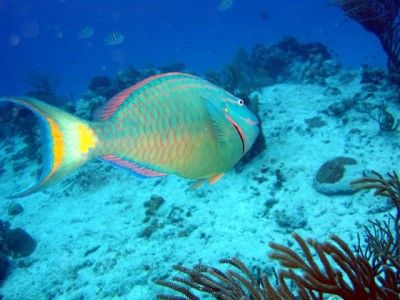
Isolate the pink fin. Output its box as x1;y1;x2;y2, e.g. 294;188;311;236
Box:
101;155;167;178
189;179;206;190
93;72;187;121
208;173;224;184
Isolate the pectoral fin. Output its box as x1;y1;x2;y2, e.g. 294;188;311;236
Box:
189;173;225;190
205;98;231;145
189;179;206;190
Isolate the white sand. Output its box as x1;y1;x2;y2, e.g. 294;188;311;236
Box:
0;69;398;299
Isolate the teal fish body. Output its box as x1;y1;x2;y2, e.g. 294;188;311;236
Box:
94;73;259;180
1;72;259;198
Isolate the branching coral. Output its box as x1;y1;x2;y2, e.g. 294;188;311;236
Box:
352;171;400;281
155;257;277;300
351;170;400;211
356;216;400;275
269;233;399;299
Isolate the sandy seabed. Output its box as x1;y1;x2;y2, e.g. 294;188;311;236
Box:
0;69;398;299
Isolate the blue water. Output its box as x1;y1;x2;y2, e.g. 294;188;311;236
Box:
1;0;386;97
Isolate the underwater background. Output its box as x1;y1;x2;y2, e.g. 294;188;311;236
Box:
1;0;400;299
0;0;387;97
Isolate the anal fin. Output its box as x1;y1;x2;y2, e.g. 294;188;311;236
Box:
208;173;224;185
101;155;166;178
189;179;206;190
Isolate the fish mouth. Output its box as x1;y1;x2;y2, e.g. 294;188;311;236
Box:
241;116;259;126
225;113;246;153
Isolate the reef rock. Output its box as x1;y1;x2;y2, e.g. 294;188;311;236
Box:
88;76;114;98
3;227;37;258
0;253;9;284
313;157;364;195
7;203;24;216
74;93;108;120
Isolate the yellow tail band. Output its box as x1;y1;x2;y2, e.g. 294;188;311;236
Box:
1;97;98;198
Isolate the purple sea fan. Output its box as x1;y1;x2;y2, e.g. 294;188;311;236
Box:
335;0;400;83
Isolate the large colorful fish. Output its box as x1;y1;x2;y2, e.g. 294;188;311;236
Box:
1;72;259;198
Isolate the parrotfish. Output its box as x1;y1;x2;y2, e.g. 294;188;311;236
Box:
1;72;259;198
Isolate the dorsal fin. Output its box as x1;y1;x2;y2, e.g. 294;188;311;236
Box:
93;72;187;121
101;155;167;178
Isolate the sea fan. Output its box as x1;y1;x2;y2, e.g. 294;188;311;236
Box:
334;0;400;83
155;233;400;299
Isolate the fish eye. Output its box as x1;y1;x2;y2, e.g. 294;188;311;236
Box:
237;99;245;106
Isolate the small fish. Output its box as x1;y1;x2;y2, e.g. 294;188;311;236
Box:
1;73;259;198
218;0;234;11
78;26;94;39
103;32;124;46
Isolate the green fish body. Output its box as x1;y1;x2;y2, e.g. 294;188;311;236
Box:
1;72;259;198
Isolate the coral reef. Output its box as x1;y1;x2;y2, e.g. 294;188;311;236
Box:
0;220;37;286
206;37;339;95
221;48;254;95
250;37;339;86
2;227;37;258
335;0;400;83
113;67;148;92
159;62;186;73
74;93;108;120
0;220;37;258
88;76;114;99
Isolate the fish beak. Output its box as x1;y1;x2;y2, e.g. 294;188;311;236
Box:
241;116;259;126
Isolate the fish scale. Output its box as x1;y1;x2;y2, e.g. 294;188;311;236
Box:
96;76;220;177
1;72;259;198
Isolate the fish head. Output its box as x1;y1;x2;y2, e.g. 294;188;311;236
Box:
222;96;259;154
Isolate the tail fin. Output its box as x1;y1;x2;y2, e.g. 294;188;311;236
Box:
1;97;98;198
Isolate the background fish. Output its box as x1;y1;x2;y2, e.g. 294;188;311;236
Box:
78;26;94;39
218;0;234;11
103;32;124;45
1;72;259;198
